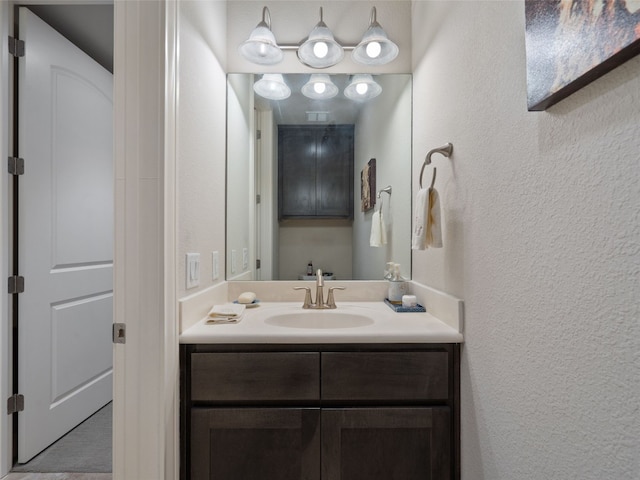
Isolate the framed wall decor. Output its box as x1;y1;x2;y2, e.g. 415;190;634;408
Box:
525;0;640;111
361;158;376;212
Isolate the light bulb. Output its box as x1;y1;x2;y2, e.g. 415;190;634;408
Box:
313;82;326;94
365;41;381;59
258;43;268;57
313;41;329;59
356;83;369;95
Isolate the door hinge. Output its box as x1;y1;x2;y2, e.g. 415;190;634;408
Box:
256;129;261;140
112;323;126;344
8;157;24;176
256;259;261;269
8;37;25;57
256;194;261;204
7;394;24;414
8;275;24;294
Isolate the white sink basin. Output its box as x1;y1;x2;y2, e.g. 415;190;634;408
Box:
264;311;375;329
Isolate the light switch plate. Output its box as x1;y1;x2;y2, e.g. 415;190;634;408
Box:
212;251;219;280
186;253;200;289
242;248;248;271
231;250;237;274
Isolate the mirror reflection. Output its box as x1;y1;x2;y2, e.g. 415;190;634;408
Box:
226;73;412;281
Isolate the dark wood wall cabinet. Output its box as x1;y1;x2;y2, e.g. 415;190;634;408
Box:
181;343;461;480
278;125;354;220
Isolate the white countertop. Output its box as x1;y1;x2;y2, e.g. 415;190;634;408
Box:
179;301;464;344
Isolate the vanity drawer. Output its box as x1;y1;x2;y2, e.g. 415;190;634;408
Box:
191;352;320;402
321;352;449;402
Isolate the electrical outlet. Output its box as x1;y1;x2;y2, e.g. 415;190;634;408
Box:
212;251;219;280
243;248;249;271
186;253;200;289
231;249;237;274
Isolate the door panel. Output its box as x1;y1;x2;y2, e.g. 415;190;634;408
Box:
191;408;320;480
17;8;113;463
322;407;451;480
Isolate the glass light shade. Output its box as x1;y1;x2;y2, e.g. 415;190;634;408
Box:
253;74;291;100
301;74;339;99
239;9;284;65
352;9;398;66
297;10;344;68
344;74;382;101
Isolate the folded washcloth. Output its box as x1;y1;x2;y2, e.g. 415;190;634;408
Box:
427;187;442;248
206;304;245;324
412;187;442;250
369;209;387;247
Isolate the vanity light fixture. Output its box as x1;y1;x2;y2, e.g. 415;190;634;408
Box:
239;6;284;65
253;73;291;100
352;7;399;66
344;74;382;101
297;8;344;68
240;6;398;68
301;74;339;99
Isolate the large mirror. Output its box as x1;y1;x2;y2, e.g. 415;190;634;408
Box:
226;73;412;281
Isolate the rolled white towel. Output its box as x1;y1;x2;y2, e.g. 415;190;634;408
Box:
206;303;245;324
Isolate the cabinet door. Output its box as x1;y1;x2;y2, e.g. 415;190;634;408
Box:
279;127;317;217
316;126;353;218
278;125;354;219
191;408;320;480
322;408;451;480
191;352;319;403
322;351;449;402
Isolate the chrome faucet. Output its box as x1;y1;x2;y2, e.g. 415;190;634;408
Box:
294;269;345;309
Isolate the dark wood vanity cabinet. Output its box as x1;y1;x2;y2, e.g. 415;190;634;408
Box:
181;344;460;480
278;125;354;220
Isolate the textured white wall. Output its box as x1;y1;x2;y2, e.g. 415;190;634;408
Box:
177;0;227;298
412;2;640;479
278;222;353;280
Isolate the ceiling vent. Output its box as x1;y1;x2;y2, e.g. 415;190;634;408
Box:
306;111;330;122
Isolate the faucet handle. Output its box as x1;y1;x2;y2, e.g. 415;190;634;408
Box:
326;286;346;309
293;286;312;309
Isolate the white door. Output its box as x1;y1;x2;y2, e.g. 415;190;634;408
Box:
17;8;113;463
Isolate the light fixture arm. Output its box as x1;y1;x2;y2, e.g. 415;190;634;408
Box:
261;6;271;29
369;6;378;26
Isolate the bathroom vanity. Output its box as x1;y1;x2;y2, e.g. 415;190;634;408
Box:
179;302;462;480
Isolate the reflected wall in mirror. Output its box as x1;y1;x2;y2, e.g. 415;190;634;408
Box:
226;73;412;281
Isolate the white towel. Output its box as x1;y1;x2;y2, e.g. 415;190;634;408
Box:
206;304;245;324
369;209;387;247
427;187;442;248
412;187;442;250
412;188;429;250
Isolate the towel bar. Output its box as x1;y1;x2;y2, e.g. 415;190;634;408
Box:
419;143;453;188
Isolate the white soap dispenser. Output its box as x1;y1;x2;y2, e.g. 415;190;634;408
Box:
387;263;407;303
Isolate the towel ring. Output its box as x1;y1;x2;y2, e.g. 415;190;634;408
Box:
419;143;453;188
376;185;392;209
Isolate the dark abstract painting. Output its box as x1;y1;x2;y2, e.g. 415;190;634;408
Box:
360;158;376;212
525;0;640;110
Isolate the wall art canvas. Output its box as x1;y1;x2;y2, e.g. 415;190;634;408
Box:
525;0;640;111
361;158;376;212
